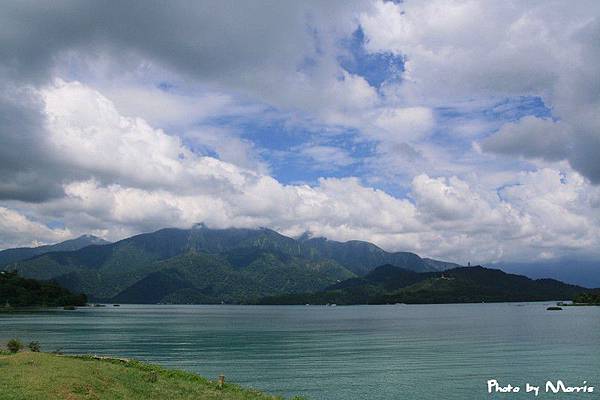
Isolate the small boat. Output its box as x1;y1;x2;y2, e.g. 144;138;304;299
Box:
547;306;562;311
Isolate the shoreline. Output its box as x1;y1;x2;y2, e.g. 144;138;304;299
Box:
1;300;588;311
0;351;302;400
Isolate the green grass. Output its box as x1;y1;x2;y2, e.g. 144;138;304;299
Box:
0;352;303;400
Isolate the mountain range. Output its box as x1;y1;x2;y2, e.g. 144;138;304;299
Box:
258;264;592;305
3;226;596;305
2;226;459;303
0;235;110;267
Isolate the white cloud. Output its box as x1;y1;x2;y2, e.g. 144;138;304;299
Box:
2;81;600;266
42;80;198;191
185;126;270;174
499;169;599;248
298;145;355;169
412;175;486;221
370;106;435;143
0;207;70;249
360;0;600;183
360;0;564;101
102;86;237;128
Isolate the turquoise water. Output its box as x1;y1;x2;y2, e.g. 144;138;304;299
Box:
1;303;599;399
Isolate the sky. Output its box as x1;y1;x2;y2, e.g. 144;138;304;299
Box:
1;0;600;264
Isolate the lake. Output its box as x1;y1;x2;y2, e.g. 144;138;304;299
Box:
1;303;599;399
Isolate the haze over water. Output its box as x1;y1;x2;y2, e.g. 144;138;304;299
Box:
2;303;599;400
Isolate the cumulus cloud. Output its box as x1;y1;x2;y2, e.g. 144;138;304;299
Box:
0;1;444;159
43;80;213;193
360;0;600;183
0;1;434;195
0;79;270;202
0;207;70;249
360;0;566;100
408;170;600;262
2;81;600;265
412;175;486;221
0;1;378;120
499;169;600;256
102;86;241;129
185;127;270;174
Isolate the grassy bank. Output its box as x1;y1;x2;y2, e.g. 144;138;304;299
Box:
0;351;300;400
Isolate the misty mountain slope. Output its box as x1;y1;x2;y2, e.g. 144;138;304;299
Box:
0;235;110;267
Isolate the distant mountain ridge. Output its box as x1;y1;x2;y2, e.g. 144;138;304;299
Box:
3;226;459;303
492;259;600;288
258;265;593;305
294;235;460;275
0;235;110;267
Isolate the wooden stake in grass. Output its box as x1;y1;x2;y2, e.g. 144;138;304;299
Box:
218;374;225;388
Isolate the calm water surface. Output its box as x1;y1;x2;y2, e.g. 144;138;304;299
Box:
1;303;599;399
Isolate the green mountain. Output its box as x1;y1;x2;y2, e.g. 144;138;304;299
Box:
110;251;354;304
257;265;592;305
4;226;452;303
0;271;87;308
296;236;457;275
0;235;110;267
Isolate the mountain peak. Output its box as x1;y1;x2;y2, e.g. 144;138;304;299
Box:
75;234;107;242
66;234;110;246
296;231;313;241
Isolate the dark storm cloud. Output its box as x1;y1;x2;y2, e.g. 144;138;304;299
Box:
481;16;600;183
480;117;570;163
0;1;361;87
0;86;65;201
0;0;366;201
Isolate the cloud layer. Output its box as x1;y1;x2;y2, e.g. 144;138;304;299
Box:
1;1;600;265
361;0;600;182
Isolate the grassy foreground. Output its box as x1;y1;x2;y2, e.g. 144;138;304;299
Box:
0;351;299;400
